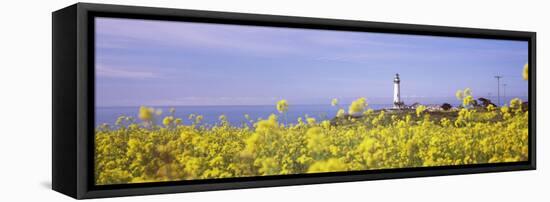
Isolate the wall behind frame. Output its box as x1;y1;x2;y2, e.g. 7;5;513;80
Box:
0;0;548;201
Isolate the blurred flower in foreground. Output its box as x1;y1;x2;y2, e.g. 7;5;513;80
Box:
331;98;339;107
348;97;367;114
416;105;426;117
138;106;154;122
163;116;174;126
336;109;345;118
455;90;463;101
276;99;289;113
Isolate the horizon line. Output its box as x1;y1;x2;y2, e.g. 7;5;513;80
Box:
96;96;529;108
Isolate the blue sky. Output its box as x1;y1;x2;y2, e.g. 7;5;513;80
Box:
95;17;528;107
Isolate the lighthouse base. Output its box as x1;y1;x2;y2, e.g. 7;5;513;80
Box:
393;101;405;109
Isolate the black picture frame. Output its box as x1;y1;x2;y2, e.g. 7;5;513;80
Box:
52;2;536;199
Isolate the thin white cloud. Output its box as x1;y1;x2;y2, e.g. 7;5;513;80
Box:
305;33;412;48
96;64;160;79
149;96;281;106
95;17;301;56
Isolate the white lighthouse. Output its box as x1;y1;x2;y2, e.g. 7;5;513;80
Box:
393;73;403;109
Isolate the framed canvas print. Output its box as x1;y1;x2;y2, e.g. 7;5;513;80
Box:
52;3;536;199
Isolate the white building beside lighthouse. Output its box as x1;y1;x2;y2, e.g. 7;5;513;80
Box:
393;73;404;109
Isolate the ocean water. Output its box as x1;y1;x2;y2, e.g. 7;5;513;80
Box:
95;104;393;127
95;96;528;127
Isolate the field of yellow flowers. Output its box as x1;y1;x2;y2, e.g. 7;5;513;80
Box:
95;92;528;185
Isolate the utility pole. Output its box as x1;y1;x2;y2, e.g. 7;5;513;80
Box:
503;83;507;104
495;75;502;106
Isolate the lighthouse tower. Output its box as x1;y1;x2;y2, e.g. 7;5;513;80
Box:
393;73;403;109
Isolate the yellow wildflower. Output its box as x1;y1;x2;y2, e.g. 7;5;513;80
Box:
195;115;203;123
162;116;174;126
348;97;367;114
416;105;426;117
463;88;472;97
307;117;316;125
463;95;474;107
331;98;339;107
336;109;345;118
138;106;154;121
455;90;464;101
276;99;289;113
510;98;522;109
